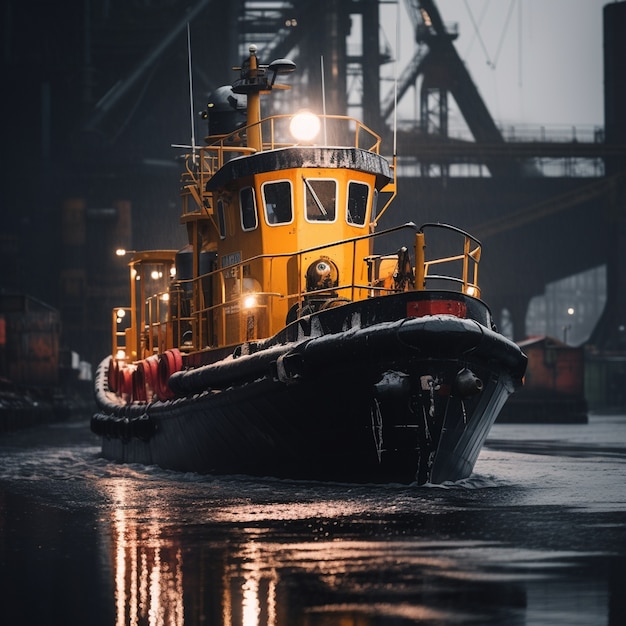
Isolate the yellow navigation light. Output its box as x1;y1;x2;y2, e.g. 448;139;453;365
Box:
289;111;320;142
243;294;258;309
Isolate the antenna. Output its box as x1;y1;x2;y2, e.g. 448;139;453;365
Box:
187;23;197;156
393;2;399;158
320;55;327;145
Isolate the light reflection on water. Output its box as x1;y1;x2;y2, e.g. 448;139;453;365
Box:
0;414;624;625
109;480;185;626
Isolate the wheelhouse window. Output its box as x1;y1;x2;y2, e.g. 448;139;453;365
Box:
346;181;369;226
240;187;257;231
304;178;336;222
217;199;226;239
263;180;293;225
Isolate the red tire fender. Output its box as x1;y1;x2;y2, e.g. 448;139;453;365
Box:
138;355;159;401
107;357;120;393
132;365;147;403
118;365;135;400
154;349;184;401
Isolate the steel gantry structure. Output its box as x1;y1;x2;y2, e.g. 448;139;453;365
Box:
4;0;624;366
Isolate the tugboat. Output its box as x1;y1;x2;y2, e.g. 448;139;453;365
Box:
92;45;526;485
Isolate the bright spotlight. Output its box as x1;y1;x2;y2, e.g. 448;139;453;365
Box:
289;112;320;142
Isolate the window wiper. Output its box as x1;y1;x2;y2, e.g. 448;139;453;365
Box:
303;177;328;217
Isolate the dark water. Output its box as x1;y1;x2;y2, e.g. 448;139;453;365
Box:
1;413;625;626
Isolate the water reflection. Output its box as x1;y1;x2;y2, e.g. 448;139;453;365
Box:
102;476;535;625
108;497;283;626
226;540;278;626
109;481;185;626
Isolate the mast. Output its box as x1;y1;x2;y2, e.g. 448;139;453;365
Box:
232;44;296;152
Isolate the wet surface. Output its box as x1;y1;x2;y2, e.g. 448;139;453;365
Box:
0;413;625;625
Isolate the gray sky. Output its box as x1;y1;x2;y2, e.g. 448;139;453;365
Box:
381;0;607;132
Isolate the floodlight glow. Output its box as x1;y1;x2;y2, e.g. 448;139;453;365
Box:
243;294;258;309
289;112;320;142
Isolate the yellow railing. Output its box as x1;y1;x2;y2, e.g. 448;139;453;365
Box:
111;307;132;361
414;223;482;298
176;223;417;350
180;113;384;217
112;223;484;359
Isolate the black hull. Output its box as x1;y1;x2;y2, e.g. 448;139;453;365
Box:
93;309;526;485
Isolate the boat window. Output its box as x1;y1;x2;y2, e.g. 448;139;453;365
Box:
304;178;336;222
346;181;369;226
239;187;257;231
263;180;293;225
142;263;171;299
217;199;226;239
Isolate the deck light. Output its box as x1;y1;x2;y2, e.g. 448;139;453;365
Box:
243;294;258;309
115;248;136;256
290;112;320;142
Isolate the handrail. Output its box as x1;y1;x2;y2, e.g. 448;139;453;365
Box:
112;307;132;361
416;222;482;297
180;112;385;217
115;221;485;357
164;222;419;349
